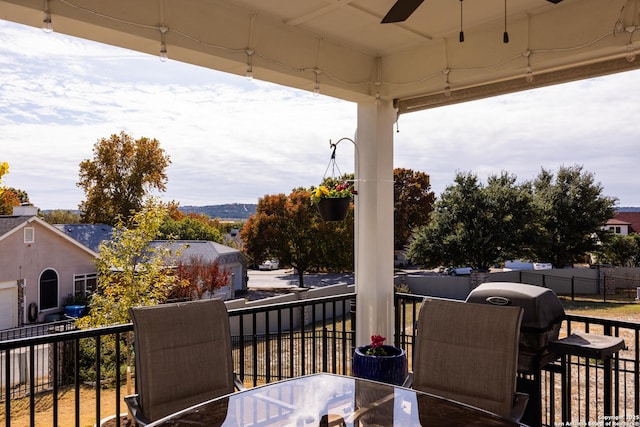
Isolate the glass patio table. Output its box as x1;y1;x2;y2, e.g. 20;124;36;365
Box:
147;373;524;426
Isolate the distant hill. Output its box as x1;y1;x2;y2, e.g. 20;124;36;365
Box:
179;203;257;220
616;207;640;212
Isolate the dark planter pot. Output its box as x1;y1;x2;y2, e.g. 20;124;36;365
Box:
352;345;408;386
316;197;351;221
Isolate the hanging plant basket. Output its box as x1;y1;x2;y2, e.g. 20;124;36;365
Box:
316;197;351;221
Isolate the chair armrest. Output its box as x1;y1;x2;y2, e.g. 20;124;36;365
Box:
510;392;529;422
401;372;414;388
233;372;247;391
124;394;153;427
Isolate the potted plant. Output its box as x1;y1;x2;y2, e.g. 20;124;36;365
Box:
310;179;356;221
352;335;408;385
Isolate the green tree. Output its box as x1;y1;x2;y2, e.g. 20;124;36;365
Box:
77;131;171;226
42;210;82;224
393;168;435;250
407;171;536;271
240;190;353;287
593;233;640;267
76;199;178;328
160;215;223;242
531;165;617;267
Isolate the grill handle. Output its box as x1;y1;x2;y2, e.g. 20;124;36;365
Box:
485;296;511;306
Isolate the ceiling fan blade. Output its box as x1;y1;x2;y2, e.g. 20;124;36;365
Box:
381;0;424;23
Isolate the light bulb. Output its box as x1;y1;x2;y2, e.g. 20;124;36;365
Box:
159;44;168;62
525;67;534;83
444;85;451;96
313;83;320;96
246;65;253;80
42;11;53;33
626;44;636;63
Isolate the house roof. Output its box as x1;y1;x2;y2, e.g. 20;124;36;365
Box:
149;240;243;264
0;216;31;238
606;218;631;226
0;214;99;257
613;212;640;234
53;223;114;252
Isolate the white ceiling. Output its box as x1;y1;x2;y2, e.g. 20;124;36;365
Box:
1;0;639;113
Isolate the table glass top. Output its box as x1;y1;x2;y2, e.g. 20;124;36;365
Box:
148;373;521;426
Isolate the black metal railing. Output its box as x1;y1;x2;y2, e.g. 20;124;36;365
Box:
0;292;638;427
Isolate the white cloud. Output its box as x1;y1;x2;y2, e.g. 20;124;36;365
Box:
1;19;639;210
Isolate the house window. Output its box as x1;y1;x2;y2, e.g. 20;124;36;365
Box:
24;227;34;243
39;269;58;310
609;226;622;234
74;273;98;296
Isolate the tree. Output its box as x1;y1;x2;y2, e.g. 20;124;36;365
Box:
240;190;353;287
76;199;178;328
530;165;617;267
77;131;171;225
393;168;435;250
160;214;223;242
593;233;640;267
407;171;537;271
0;163;30;215
167;255;232;300
42;210;82;224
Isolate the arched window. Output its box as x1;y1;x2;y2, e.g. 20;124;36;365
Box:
39;269;58;310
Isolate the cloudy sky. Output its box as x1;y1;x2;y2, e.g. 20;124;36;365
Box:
1;19;639;210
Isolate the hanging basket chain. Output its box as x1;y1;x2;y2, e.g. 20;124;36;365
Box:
322;141;343;181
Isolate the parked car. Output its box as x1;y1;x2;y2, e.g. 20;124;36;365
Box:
446;266;472;276
504;260;553;271
533;262;553;270
258;260;279;270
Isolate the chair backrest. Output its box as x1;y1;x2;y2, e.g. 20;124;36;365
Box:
412;298;523;419
130;298;235;422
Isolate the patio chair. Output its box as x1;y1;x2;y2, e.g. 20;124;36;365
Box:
403;298;528;422
124;299;245;426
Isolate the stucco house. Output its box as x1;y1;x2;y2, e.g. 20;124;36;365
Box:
0;207;248;331
603;210;640;236
149;240;248;300
0;206;98;329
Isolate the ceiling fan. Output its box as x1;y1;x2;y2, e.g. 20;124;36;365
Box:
380;0;564;24
381;0;423;24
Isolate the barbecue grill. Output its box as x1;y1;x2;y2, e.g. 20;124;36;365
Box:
465;282;566;373
465;282;567;427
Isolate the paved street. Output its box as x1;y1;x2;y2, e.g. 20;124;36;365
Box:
247;269;354;290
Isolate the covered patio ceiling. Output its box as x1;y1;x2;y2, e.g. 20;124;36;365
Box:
1;0;639;114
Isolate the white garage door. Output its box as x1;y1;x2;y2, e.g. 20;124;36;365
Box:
0;282;18;330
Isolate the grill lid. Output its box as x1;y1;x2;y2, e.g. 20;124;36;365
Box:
466;282;565;331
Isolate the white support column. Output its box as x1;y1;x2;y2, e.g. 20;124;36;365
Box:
354;99;396;347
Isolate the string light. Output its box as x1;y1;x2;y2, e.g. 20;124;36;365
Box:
313;69;321;96
246;49;254;79
42;0;53;33
523;50;534;83
626;43;636;62
443;68;451;96
48;1;637;99
159;27;169;62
